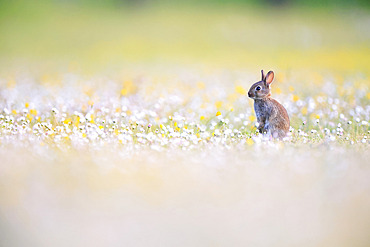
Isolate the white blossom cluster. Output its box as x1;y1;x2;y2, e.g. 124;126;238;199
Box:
0;70;368;152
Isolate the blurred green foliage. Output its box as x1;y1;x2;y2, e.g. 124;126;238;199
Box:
0;0;369;74
0;0;369;10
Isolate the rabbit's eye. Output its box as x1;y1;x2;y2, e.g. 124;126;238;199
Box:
256;86;261;91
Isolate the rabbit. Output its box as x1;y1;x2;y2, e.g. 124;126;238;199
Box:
248;70;290;139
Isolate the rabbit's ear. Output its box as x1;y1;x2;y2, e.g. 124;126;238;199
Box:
261;70;266;81
265;71;274;85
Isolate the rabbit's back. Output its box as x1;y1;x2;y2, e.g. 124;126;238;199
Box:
269;98;290;135
254;98;289;138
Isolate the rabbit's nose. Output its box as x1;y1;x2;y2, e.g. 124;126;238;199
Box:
248;92;252;97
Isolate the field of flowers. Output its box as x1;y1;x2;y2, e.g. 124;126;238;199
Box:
1;66;369;149
0;2;369;247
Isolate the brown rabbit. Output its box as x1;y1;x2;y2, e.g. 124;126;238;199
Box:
248;70;290;139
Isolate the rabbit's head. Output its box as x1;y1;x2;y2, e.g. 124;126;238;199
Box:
248;70;274;99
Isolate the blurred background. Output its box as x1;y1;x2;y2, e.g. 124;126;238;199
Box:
0;0;369;74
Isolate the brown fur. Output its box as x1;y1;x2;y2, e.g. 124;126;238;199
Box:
248;70;290;139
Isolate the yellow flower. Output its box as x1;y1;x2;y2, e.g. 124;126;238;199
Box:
292;95;299;102
216;111;221;116
120;80;136;96
289;86;295;92
64;118;71;125
246;138;254;146
120;88;128;96
99;125;104;129
12;110;17;115
235;85;247;95
26;113;33;121
249;115;256;122
75;116;80;127
160;124;164;129
315;115;320;119
215;101;223;109
30;109;37;115
82;133;87;138
90;114;95;124
25;102;30;108
274;87;282;95
200;116;205;121
301;107;308;115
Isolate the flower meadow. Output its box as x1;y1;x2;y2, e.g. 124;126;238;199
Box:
1;68;369;151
